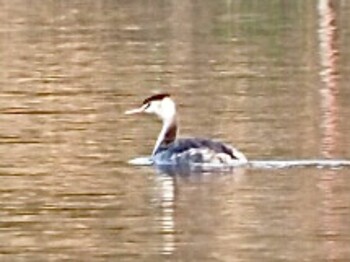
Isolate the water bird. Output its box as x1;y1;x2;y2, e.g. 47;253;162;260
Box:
125;93;247;166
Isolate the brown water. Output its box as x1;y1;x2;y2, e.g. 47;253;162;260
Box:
1;1;350;261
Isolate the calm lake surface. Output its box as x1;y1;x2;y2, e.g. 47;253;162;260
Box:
1;1;350;261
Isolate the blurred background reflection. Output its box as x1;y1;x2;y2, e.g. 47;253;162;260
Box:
0;1;350;261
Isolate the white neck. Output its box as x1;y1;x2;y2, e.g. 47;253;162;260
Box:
146;97;178;156
152;115;178;156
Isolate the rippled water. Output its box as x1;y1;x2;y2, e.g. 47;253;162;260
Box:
1;1;350;261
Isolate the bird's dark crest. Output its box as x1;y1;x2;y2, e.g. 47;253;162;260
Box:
143;93;171;105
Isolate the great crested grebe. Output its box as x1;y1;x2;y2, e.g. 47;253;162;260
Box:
125;93;247;166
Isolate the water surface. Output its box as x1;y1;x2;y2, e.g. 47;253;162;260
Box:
0;1;350;261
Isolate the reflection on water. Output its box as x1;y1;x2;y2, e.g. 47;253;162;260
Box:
154;175;175;255
0;1;350;261
317;3;346;261
318;0;340;158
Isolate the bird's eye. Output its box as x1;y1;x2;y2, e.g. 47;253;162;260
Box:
144;103;150;109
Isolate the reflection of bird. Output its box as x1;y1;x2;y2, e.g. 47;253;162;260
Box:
125;93;247;166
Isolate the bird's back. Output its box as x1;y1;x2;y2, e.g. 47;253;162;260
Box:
154;138;247;165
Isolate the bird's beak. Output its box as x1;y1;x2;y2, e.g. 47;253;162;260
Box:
124;105;146;115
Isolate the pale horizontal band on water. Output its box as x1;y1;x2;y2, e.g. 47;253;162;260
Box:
129;157;350;169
